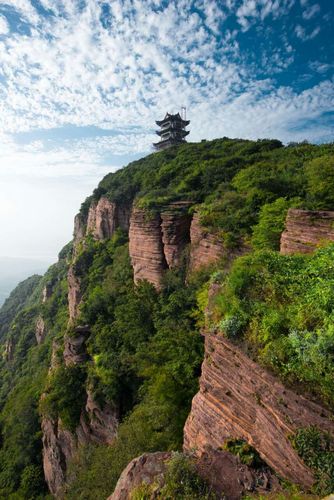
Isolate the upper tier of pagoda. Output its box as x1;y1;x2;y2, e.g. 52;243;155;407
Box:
153;112;190;151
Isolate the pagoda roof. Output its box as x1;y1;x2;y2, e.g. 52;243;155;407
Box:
156;112;190;127
156;129;189;137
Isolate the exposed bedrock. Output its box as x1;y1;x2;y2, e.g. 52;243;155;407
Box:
77;389;118;446
42;416;76;498
82;197;131;242
35;315;47;344
183;333;334;490
128;205;210;288
108;452;172;500
73;213;86;244
67;265;82;323
190;213;226;271
161;202;192;268
42;335;118;496
280;208;334;254
87;197;117;240
129;208;168;289
63;325;90;366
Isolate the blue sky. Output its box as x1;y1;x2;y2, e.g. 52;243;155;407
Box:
0;0;333;261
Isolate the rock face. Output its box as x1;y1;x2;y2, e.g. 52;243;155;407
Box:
129;208;168;289
183;332;334;490
195;448;279;500
77;389;118;446
85;197;131;241
35;315;46;344
67;265;82;323
42;283;53;303
73;213;86;244
3;338;13;361
87;197;117;240
129;204;192;289
161;202;192;268
108;452;172;500
190;213;226;271
42;417;76;498
63;325;90;366
280;209;334;254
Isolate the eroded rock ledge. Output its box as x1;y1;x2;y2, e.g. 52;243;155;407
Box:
183;332;334;490
280;208;334;254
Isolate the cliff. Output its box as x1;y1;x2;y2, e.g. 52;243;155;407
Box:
2;139;334;499
183;332;334;490
280;208;334;254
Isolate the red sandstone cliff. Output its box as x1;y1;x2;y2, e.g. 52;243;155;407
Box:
129;208;167;289
280;208;334;254
183;332;334;490
190;213;226;270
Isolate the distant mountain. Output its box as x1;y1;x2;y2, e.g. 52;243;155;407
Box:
0;257;50;306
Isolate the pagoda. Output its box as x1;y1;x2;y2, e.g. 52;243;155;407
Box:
153;111;190;150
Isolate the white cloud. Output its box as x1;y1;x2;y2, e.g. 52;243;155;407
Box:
295;23;320;40
302;3;320;20
0;0;332;261
0;13;9;33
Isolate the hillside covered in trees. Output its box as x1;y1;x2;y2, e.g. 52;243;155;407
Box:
0;137;333;499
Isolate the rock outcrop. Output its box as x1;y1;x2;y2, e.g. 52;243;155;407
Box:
3;338;13;362
84;197;131;241
35;315;46;344
183;332;334;490
67;265;82;323
63;325;90;366
77;389;118;446
108;452;172;500
190;213;226;271
42;417;76;498
73;213;86;244
87;197;117;240
42;283;54;303
129;204;193;288
161;202;192;268
280;209;334;254
129;208;167;289
195;448;279;500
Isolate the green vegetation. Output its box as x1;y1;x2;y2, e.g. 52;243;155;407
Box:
0;138;334;498
223;439;264;468
0;257;69;498
131;453;216;500
291;426;334;495
212;245;334;406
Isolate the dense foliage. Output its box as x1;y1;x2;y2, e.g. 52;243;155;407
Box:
0;138;333;498
0;257;69;499
291;426;334;495
211;246;334;406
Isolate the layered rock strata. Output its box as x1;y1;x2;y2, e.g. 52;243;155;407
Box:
129;208;168;289
184;333;334;489
280;208;334;254
129;204;193;288
161;202;192;268
190;213;226;271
